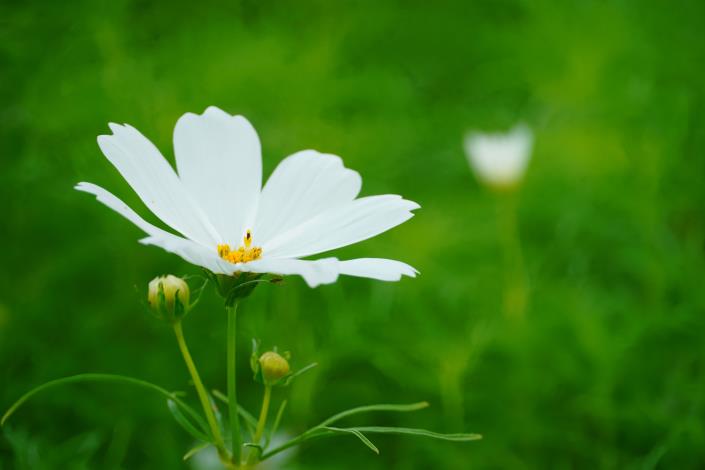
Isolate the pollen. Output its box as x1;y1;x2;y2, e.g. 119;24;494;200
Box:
217;230;262;264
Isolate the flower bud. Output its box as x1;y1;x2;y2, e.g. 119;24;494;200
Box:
147;275;190;322
259;351;290;385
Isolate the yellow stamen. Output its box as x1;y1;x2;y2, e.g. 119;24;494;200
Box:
217;230;262;264
217;244;231;258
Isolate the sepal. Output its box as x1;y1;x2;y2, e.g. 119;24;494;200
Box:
206;271;284;307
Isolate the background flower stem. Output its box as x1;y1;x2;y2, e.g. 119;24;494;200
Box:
497;192;528;320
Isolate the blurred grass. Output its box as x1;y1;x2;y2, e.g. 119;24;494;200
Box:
1;0;705;468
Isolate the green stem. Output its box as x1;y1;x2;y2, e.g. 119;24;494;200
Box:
497;192;528;320
254;385;272;444
173;322;229;461
227;303;242;465
246;385;272;466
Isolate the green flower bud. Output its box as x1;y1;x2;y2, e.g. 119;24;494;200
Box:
148;275;190;322
259;351;290;385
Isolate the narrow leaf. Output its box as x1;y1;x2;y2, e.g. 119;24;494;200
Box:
322;427;379;454
207;393;225;437
260;401;432;461
349;426;482;442
183;442;211;461
1;373;205;430
212;389;229;405
243;442;263;457
265;399;287;448
185;276;209;311
212;389;258;436
279;362;318;386
319;402;430;427
167;399;212;443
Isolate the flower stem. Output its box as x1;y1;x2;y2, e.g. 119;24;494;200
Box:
497;193;528;320
254;385;272;444
227;303;242;465
246;384;272;466
172;321;229;461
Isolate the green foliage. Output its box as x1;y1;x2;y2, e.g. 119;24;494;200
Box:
265;399;287;449
182;442;211;462
320;427;380;454
316;425;482;455
1;374;204;430
260;401;479;461
166;400;211;444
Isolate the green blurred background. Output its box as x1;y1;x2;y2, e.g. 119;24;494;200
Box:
2;0;705;468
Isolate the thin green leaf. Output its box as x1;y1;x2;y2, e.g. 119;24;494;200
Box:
206;393;225;437
322;427;379;454
211;389;229;405
1;373;205;430
243;443;263;454
167;399;212;443
259;401;476;462
183;442;211;461
184;276;209;311
265;399;287;448
279;362;318;387
319;402;429;427
260;431;322;460
349;426;482;442
212;390;257;434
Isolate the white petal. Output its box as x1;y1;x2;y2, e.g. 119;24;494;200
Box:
338;258;418;281
139;236;235;274
97;123;220;246
463;123;533;186
254;150;361;245
237;257;341;288
75;182;225;272
262;195;419;259
174;106;262;243
236;256;416;287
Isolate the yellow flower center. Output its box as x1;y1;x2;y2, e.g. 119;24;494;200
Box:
217;230;263;264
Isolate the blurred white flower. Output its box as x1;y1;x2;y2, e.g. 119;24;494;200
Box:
189;444;221;470
77;106;419;287
463;124;533;189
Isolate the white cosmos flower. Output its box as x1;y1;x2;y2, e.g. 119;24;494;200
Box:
76;106;419;287
463;124;533;188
